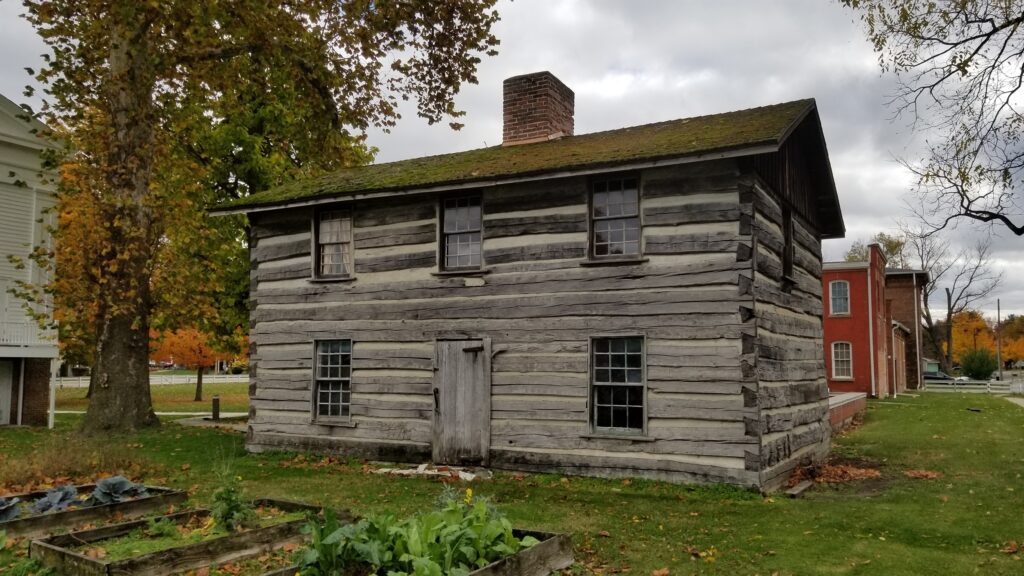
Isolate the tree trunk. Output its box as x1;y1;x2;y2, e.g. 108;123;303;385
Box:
194;366;204;402
943;288;955;371
84;314;159;432
81;9;160;433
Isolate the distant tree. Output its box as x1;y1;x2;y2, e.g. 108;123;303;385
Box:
948;310;994;363
151;328;236;401
843;0;1024;235
902;228;1001;371
20;0;501;433
843;232;909;266
1000;314;1024;341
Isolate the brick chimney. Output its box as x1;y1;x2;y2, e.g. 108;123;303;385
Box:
502;72;574;146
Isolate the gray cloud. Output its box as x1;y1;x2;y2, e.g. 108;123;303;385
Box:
1;0;1019;317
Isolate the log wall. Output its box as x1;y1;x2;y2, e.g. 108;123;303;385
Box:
245;158;830;489
741;175;831;491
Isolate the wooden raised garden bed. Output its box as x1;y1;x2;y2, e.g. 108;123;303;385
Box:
259;529;573;576
30;498;346;576
0;483;187;540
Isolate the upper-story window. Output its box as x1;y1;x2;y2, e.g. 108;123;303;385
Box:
315;209;353;278
832;341;852;379
442;196;482;270
591;178;641;258
830;280;850;315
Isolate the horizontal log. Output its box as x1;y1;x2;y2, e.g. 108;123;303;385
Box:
354;223;436;249
484;213;587;239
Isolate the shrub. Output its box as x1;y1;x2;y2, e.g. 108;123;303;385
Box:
961;348;998;380
211;474;256;532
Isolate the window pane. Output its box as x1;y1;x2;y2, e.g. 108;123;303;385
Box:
443;196;482;269
318;211;352;277
316;340;352;418
592;337;644;432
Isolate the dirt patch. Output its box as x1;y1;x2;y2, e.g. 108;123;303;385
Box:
787;454;889;496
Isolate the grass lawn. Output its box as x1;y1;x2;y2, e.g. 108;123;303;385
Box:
55;382;250;413
4;393;1024;574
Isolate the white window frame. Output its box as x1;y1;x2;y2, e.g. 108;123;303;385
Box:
832;341;853;379
829;280;850;316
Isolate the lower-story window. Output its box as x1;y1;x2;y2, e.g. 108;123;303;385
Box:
316;340;351;418
832;341;852;379
592;336;645;433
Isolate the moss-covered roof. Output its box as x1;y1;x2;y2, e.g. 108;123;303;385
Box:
216;99;818;212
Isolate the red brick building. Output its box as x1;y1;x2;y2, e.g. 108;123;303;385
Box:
822;245;927;397
885;269;928;390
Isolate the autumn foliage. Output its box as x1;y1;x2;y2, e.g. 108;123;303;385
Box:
150;328;238;371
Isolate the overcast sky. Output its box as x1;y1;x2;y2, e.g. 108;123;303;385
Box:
1;0;1019;317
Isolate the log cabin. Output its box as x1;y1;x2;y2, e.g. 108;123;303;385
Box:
214;72;845;491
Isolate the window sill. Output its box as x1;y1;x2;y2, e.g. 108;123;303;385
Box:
582;433;655;442
314;419;357;428
578;257;649;267
829;313;851;318
431;268;492;278
309;276;356;284
830;377;854;382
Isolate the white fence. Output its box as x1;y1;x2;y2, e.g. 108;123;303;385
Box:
57;373;249;389
924;379;1021;394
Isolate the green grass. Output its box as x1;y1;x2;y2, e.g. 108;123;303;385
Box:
4;393;1024;574
55;382;250;413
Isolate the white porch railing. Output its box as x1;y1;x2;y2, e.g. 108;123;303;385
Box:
0;320;55;347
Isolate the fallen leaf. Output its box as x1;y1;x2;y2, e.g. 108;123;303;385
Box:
598;530;611;538
651;568;669;576
181;463;191;471
1001;541;1020;554
282;542;299;553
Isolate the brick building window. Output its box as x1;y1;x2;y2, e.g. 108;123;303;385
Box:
830;280;850;315
315;340;351;419
832;341;852;379
316;210;352;278
590;178;640;257
591;336;645;433
442;196;482;269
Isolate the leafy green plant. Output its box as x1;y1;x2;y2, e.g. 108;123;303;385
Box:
298;489;539;576
144;516;180;539
961;348;998;380
85;476;147;506
211;475;256;532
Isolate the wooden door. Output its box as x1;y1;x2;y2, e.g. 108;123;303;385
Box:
0;360;13;426
433;339;491;465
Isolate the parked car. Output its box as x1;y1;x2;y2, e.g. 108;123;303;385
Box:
923;371;954;381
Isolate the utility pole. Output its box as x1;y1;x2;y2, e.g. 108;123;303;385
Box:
997;299;1004;381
